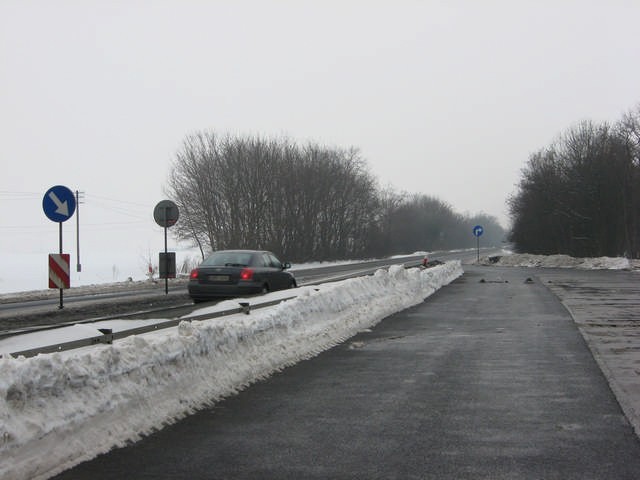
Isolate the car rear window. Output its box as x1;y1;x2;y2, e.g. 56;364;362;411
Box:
202;252;253;267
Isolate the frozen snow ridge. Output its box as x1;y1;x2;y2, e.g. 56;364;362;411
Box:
479;252;639;270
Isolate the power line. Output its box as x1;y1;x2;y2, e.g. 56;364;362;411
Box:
84;194;153;221
0;191;41;200
0;225;53;231
87;193;154;209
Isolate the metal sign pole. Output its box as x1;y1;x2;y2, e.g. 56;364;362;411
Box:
153;199;179;296
76;190;81;272
472;225;483;264
164;224;169;295
59;222;64;309
43;185;76;311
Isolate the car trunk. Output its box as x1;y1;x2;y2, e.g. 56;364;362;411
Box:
196;267;243;284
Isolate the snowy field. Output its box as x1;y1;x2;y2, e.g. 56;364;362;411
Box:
0;261;462;480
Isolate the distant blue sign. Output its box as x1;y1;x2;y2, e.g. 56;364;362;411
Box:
43;185;76;223
473;225;484;237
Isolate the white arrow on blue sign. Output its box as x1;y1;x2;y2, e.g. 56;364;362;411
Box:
473;225;484;237
43;185;76;222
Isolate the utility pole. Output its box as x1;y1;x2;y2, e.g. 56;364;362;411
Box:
76;190;84;272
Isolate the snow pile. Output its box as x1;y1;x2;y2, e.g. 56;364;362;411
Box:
0;261;462;480
480;253;638;270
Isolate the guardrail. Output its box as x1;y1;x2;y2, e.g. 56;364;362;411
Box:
4;260;423;359
6;295;299;358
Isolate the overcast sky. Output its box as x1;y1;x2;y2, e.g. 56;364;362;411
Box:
1;1;639;288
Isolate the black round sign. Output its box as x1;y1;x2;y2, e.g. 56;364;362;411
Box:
153;200;179;228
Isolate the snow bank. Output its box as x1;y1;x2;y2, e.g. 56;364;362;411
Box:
0;261;462;480
480;253;638;270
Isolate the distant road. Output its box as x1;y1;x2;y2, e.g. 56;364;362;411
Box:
53;265;640;479
0;249;499;328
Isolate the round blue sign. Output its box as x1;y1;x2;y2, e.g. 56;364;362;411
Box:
473;225;484;237
43;185;76;222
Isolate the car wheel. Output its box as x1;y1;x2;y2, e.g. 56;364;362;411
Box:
289;279;297;288
261;284;269;294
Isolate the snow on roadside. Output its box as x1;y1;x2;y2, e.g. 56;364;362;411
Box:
0;261;463;480
479;252;639;270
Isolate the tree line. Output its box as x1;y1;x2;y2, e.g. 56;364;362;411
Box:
165;131;505;262
509;105;640;258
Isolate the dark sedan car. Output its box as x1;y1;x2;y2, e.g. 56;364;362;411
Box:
188;249;297;303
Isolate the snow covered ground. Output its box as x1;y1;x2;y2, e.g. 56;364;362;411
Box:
479;251;640;270
0;261;463;480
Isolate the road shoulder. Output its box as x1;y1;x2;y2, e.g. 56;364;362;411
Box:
535;268;640;437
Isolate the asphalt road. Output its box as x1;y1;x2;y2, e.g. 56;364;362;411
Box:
53;265;640;479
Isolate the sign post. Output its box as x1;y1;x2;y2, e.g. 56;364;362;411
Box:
153;200;180;294
43;185;76;308
473;225;484;262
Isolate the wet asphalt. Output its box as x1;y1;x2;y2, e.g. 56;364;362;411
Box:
53;266;640;479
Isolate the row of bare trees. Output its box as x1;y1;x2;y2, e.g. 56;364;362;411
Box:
166;132;505;262
509;105;640;258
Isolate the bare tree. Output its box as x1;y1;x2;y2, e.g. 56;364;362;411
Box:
509;105;640;258
167;131;508;262
165;132;381;262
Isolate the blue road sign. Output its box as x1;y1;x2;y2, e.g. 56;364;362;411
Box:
473;225;484;237
43;185;76;222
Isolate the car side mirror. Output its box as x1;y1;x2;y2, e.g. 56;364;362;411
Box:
283;262;291;270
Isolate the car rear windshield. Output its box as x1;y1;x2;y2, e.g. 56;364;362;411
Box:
201;252;253;267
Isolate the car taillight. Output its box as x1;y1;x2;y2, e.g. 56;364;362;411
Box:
240;268;254;280
190;269;199;279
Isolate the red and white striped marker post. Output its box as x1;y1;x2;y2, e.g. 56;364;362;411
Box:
49;253;70;308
